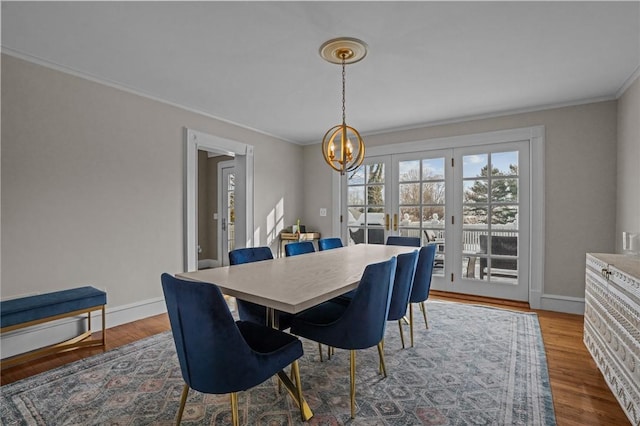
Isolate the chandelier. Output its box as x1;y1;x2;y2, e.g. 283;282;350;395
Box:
319;37;367;175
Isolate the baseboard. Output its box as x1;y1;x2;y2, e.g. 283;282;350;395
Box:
1;297;167;360
538;294;585;315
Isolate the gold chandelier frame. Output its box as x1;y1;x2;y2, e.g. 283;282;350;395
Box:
319;38;367;175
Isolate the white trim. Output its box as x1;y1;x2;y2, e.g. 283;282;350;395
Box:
616;65;640;99
539;294;585;315
0;297;167;359
185;128;254;272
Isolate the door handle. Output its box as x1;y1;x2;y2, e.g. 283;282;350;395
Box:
385;214;390;231
393;213;398;231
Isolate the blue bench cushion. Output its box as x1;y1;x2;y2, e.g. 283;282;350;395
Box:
1;286;107;329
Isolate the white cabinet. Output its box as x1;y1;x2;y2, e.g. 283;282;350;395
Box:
584;253;640;426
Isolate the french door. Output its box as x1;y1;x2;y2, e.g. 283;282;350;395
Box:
343;141;530;301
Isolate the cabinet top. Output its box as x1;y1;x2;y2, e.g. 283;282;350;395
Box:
588;253;640;278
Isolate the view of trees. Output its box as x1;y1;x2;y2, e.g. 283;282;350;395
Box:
347;161;518;226
464;164;518;224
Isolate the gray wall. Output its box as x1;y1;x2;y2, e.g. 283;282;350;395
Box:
1;54;304;309
304;100;619;301
616;76;640;252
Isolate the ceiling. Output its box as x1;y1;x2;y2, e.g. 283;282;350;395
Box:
2;1;639;145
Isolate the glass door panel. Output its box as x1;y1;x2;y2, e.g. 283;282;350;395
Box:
396;155;449;276
455;143;529;301
346;159;389;245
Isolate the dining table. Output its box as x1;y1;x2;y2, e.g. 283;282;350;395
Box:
176;243;418;421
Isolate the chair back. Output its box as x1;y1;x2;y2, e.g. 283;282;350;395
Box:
409;244;437;303
161;273;256;394
387;250;419;321
317;237;343;251
229;246;273;265
386;236;421;247
285;241;315;257
336;257;397;349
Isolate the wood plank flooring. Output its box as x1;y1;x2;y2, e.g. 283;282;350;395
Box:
1;296;631;426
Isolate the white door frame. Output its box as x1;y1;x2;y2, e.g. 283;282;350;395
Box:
335;126;545;308
185;128;254;272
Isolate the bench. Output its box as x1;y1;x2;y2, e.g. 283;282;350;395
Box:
1;286;107;368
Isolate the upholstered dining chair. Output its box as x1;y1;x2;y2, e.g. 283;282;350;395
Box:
285;241;315;257
291;257;397;418
408;243;437;347
386;250;419;349
386;236;421;247
161;274;307;426
317;237;343;251
229;247;293;330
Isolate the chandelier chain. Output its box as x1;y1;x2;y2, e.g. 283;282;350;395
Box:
341;55;346;125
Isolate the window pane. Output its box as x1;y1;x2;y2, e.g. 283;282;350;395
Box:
463;154;488;178
399;183;420;204
491;177;518;202
348;186;365;205
422;207;445;225
491;205;519;225
399;207;419;225
422;182;445;204
491;151;518;176
463;206;488;225
347;207;364;225
423;158;445;180
464;180;488;203
366;163;384;183
348;167;365;185
366;185;384;205
399;160;420;182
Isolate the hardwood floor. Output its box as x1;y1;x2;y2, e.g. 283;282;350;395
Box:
1;297;630;426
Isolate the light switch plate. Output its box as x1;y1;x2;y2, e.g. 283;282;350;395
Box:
320;208;327;217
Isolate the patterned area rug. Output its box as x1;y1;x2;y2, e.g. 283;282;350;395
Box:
1;301;556;425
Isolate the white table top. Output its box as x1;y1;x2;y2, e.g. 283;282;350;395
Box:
177;244;417;314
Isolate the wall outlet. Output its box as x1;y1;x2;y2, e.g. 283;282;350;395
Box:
320;208;327;217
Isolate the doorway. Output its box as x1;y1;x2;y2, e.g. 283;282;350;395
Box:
185;128;254;272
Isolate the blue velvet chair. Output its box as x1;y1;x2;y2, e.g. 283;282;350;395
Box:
284;241;315;257
409;243;437;347
291;257;397;418
317;237;343;251
229;247;293;330
161;274;308;425
386;250;419;348
386;236;421;247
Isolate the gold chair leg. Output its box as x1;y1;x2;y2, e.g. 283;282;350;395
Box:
291;360;306;421
230;392;239;426
350;350;356;419
409;304;415;348
420;301;429;329
377;342;387;378
318;343;323;362
398;319;405;349
378;339;385;374
176;383;189;425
